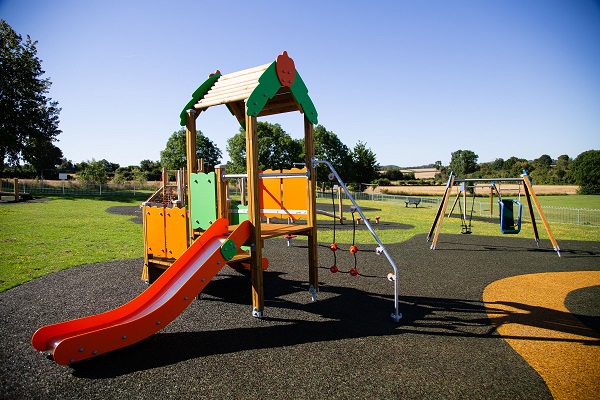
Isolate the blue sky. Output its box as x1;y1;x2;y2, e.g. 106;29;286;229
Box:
2;0;599;168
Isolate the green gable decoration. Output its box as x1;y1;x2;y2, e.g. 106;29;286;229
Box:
179;72;221;126
246;62;282;117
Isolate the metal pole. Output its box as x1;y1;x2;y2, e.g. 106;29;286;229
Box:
312;158;402;322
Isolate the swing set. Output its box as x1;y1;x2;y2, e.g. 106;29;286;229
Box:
427;170;560;256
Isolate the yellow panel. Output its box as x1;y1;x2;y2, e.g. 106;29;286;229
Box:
259;169;282;218
165;206;188;259
145;206;166;257
282;168;308;220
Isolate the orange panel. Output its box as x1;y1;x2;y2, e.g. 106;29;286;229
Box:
282;168;308;220
145;206;166;258
259;169;282;218
165;206;188;259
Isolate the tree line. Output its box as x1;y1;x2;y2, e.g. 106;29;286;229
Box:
437;149;600;195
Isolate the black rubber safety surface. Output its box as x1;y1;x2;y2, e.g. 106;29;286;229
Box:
1;234;598;399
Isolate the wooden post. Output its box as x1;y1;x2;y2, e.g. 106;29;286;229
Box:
161;167;168;200
304;116;318;294
240;177;246;206
245;113;264;316
185;109;197;243
215;165;228;221
429;174;455;248
13;178;19;202
522;176;560;255
448;190;461;217
522;182;540;242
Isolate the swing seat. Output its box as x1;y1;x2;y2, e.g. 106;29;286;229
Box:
498;199;522;234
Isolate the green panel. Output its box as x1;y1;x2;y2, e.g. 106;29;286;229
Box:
190;172;217;230
246;62;281;117
229;203;248;225
179;73;221;126
220;239;237;261
290;71;318;124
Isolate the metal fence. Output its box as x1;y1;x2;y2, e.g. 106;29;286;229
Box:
1;179;149;197
4;180;599;226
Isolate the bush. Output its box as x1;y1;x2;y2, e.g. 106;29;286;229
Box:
578;184;600;195
373;178;391;186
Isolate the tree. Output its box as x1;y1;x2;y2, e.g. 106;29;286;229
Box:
490;158;504;171
131;167;148;186
25;138;63;178
572;150;600;194
226;122;302;173
77;159;108;184
448;150;478;176
0;20;62;172
534;154;552;169
160;128;222;171
383;167;404;181
556;154;571;170
58;158;75;171
349;141;379;185
140;159;162;180
313;125;352;182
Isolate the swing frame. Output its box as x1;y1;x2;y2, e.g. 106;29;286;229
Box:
427;171;561;256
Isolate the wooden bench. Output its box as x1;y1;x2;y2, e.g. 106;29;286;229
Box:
405;197;421;208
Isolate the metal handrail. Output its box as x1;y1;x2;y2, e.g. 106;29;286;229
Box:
312;158;402;322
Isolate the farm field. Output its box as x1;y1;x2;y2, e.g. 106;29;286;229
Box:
373;184;580;196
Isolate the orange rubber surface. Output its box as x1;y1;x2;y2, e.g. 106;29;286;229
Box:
31;219;250;365
484;271;600;400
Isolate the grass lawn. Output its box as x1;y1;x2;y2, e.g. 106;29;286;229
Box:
0;195;144;292
535;194;600;209
0;194;598;293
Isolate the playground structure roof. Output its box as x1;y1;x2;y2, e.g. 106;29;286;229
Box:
179;51;318;127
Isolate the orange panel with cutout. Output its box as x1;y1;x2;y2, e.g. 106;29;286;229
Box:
165;206;188;259
145;206;166;258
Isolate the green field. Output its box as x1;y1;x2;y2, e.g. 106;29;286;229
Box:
0;194;598;293
535;195;600;209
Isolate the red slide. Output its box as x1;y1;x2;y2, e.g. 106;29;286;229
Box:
32;219;250;365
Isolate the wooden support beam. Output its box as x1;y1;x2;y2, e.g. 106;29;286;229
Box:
215;165;228;221
13;178;19;202
227;101;247;124
257;104;300;117
304;116;318;294
185;109;197;244
245;113;264;316
428;174;455;248
522;183;540;242
522;176;560;255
